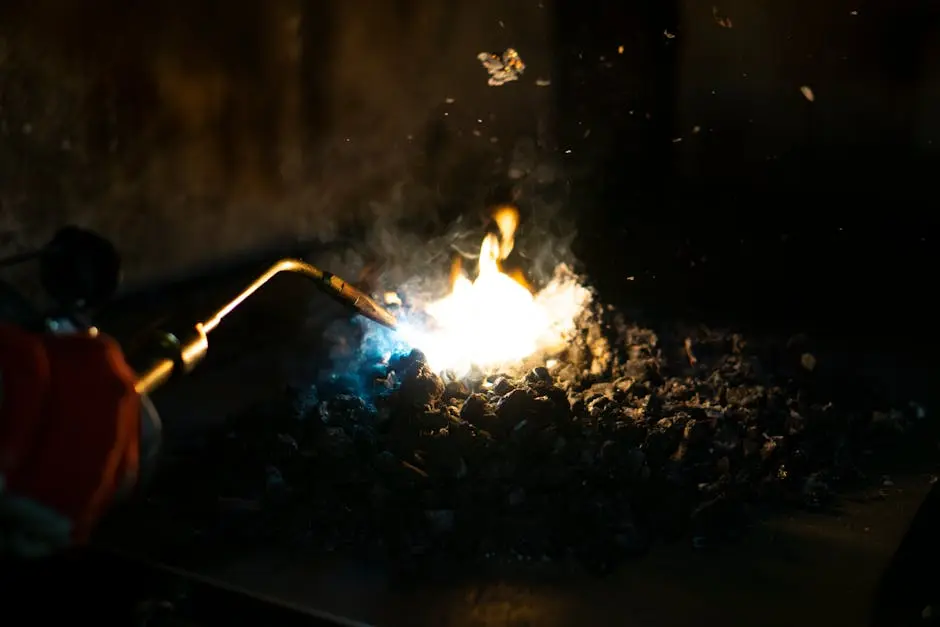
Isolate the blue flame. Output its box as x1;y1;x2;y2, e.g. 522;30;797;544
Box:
360;319;417;366
320;310;429;401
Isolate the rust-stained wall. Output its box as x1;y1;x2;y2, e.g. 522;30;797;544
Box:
0;0;554;289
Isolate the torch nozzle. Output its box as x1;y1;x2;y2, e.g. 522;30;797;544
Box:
134;258;397;395
316;271;399;330
201;258;397;333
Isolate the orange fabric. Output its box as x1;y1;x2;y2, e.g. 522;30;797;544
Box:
0;324;141;542
0;324;51;475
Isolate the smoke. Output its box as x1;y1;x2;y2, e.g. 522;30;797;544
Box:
0;1;582;390
313;132;586;395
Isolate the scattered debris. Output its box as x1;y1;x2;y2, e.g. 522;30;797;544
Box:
130;306;923;575
684;337;697;365
477;48;525;86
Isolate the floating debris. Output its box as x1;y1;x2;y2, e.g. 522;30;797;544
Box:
801;352;817;371
478;48;526;86
800;85;816;102
712;6;733;28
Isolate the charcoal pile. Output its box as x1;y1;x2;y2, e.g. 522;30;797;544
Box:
141;307;924;575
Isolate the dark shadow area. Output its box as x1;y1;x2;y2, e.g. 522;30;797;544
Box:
873;481;940;626
563;0;936;352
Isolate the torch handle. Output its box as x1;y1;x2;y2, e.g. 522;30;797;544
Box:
132;257;396;395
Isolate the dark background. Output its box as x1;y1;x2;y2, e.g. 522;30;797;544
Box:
1;0;935;342
1;0;934;355
561;0;936;345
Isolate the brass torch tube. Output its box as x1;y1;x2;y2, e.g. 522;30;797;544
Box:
134;359;174;395
134;258;397;396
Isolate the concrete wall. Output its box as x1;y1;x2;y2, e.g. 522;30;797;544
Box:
2;0;937;303
0;0;555;290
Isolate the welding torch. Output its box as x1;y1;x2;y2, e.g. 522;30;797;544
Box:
133;258;397;395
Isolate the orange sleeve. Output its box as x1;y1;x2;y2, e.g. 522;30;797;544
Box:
0;323;51;481
3;330;141;542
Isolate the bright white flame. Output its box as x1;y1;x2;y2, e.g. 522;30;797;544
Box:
399;206;591;374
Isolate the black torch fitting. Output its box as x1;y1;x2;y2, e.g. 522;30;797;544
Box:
134;327;209;395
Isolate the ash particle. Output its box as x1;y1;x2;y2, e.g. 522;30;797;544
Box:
478;48;525;86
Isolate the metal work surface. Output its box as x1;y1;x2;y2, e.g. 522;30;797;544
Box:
140;480;930;627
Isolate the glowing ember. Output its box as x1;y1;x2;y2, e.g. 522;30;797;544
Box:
399;206;592;374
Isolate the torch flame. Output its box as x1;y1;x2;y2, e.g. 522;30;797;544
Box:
493;205;518;260
400;206;591;374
